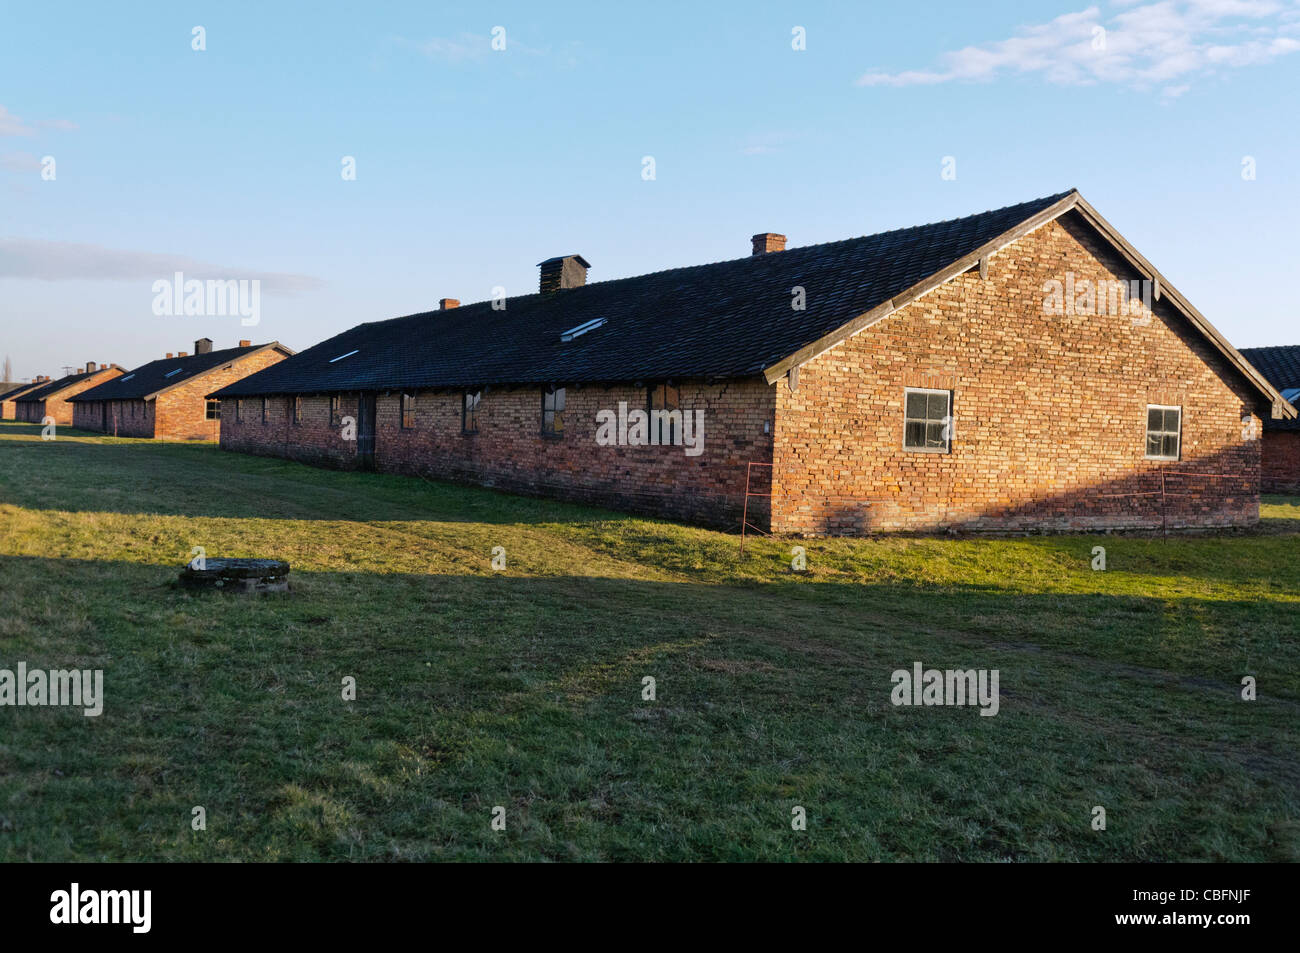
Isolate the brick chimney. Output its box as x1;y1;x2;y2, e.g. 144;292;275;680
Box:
439;298;460;310
166;353;173;359
86;362;96;372
195;337;213;355
238;339;251;347
751;232;787;255
178;351;188;358
538;255;591;294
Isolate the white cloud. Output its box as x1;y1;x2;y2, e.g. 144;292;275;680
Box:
856;1;1300;96
0;238;325;294
0;105;77;137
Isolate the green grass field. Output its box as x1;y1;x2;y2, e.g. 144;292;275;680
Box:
1;420;1297;861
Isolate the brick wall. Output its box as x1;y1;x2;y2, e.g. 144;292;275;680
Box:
220;382;775;526
154;347;289;440
17;369;123;427
1260;431;1300;493
772;213;1262;534
69;348;289;440
73;399;155;436
2;387;41;420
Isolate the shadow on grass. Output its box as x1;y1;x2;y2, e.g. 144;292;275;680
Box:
2;553;1298;862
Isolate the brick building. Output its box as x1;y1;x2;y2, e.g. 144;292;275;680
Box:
212;190;1295;534
1239;346;1300;494
71;339;294;440
14;365;124;425
1;379;51;419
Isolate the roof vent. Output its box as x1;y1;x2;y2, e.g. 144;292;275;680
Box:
561;317;607;342
538;255;591;294
751;232;787;255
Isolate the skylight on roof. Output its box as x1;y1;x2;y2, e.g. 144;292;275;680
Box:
560;317;607;342
120;373;135;382
330;349;359;363
1283;387;1300;403
164;368;183;378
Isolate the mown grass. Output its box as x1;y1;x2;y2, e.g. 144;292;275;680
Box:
0;420;1297;861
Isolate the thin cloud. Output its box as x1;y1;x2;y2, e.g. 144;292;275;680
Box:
0;238;325;294
0;152;42;172
0;105;77;137
856;1;1300;97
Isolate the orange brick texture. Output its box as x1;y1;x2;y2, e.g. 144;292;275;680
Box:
18;368;123;426
772;213;1263;534
1260;432;1300;493
73;348;289;440
220;383;775;526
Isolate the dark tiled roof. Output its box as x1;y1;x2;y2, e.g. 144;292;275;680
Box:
214;192;1075;398
72;345;277;402
0;381;43;401
15;368;117;403
1241;345;1300;431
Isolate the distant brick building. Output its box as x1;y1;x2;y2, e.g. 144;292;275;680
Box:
1;379;52;419
71;339;294;440
212;190;1295;534
14;365;124;425
1239;346;1300;494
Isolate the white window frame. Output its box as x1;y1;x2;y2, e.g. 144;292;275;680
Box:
1145;404;1182;461
902;387;953;453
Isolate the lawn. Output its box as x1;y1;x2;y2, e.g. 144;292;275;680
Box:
0;419;1297;861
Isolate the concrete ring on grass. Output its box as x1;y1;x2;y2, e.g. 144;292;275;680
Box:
179;558;290;594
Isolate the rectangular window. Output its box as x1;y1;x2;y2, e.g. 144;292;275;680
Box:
462;391;481;434
1145;405;1181;460
903;388;952;452
236;399;243;423
648;383;681;445
131;401;136;419
293;396;302;425
262;397;269;424
206;399;221;420
330;396;341;427
401;393;416;429
542;387;565;435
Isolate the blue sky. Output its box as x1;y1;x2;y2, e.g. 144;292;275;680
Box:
2;0;1298;379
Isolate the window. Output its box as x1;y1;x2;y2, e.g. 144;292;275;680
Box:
236;399;243;422
330;396;342;427
164;368;183;378
542;387;565;435
560;317;607;341
401;393;416;429
462;391;481;434
206;399;221;421
648;383;681;445
293;396;302;425
1145;405;1181;460
903;388;952;452
262;397;269;424
1282;387;1300;405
